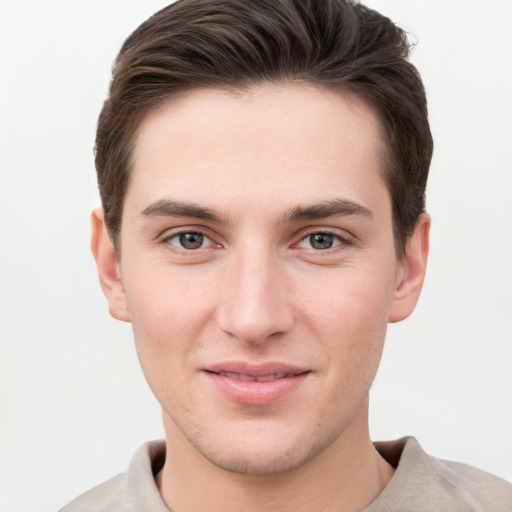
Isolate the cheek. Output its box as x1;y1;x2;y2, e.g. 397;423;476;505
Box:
122;268;216;372
297;266;395;381
298;264;395;333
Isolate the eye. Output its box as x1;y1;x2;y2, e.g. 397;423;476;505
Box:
298;232;344;250
167;231;212;250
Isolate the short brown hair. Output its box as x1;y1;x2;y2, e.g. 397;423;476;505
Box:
96;0;433;255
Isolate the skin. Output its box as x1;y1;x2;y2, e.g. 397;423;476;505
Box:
92;84;429;512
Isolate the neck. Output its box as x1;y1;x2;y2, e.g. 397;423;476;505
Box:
157;401;394;512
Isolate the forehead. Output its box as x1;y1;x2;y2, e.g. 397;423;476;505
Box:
128;84;389;216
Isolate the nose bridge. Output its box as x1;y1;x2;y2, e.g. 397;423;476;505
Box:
217;241;293;344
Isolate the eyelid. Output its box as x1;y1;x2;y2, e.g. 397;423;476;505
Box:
292;227;355;250
160;226;222;252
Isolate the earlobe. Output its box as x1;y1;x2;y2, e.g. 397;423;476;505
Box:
388;213;430;323
90;207;131;322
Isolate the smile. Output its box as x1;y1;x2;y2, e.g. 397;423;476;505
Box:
214;371;300;382
203;365;310;405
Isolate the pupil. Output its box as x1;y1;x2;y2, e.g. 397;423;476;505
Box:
310;233;333;249
180;233;204;249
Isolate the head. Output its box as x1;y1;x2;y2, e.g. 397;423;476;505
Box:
96;0;432;257
91;0;431;479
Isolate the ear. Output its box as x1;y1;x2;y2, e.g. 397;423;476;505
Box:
90;207;131;322
388;213;430;323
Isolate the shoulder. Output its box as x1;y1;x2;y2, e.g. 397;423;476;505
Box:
59;440;167;512
369;437;512;511
438;458;512;509
59;474;127;512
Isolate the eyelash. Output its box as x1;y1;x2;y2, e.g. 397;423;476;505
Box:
293;229;353;252
161;228;353;254
163;229;218;253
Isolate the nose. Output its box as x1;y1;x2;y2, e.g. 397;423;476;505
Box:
216;245;295;345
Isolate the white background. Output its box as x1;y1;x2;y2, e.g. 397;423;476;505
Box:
1;1;511;510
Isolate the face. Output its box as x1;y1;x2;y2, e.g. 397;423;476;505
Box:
93;84;428;475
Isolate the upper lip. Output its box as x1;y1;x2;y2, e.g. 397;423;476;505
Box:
204;361;310;377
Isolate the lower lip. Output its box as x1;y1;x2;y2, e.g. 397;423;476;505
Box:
204;372;309;406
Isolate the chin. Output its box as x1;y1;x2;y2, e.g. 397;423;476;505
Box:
187;419;346;476
201;444;315;476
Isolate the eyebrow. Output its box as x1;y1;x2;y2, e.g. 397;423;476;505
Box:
140;199;225;223
140;197;372;224
284;198;372;222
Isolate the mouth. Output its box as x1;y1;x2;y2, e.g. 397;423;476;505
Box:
211;371;305;382
203;363;310;405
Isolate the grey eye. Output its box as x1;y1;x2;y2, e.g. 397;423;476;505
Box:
309;233;334;250
170;232;205;250
297;232;344;251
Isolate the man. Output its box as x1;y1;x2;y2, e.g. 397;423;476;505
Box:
61;0;512;510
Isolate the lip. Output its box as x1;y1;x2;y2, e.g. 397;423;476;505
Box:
202;362;310;406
